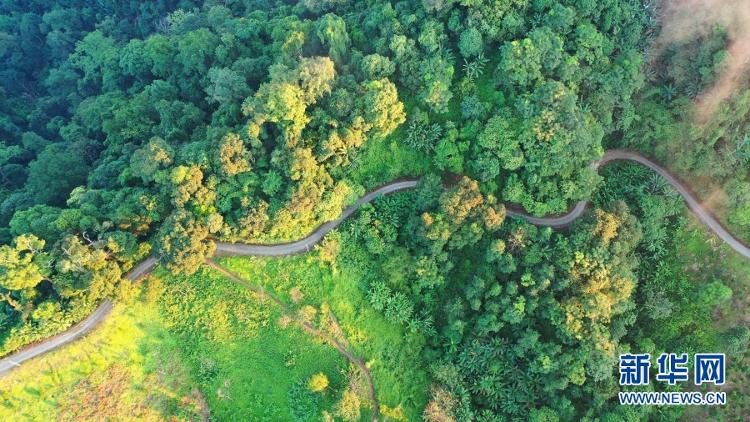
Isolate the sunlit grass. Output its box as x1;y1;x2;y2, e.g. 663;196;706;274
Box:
349;127;434;189
154;265;347;421
218;253;430;421
0;299;202;421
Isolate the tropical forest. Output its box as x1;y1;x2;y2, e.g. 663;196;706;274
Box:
1;0;750;421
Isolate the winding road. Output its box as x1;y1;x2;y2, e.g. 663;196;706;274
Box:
1;150;749;376
213;179;419;257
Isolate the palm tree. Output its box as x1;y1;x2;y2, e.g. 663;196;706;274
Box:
661;83;677;102
645;173;669;195
462;53;489;81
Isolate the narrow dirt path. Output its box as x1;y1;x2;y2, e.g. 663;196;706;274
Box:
205;260;381;422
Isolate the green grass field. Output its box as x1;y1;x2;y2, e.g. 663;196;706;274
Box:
0;299;204;421
153;264;350;421
0;249;431;421
217;254;431;421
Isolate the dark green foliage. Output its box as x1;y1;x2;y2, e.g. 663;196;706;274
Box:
288;380;321;420
406;109;443;152
0;1;746;421
340;178;649;420
25;143;90;206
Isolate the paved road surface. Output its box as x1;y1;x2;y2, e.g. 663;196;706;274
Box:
0;256;158;374
505;150;750;259
214;180;419;256
0;300;114;374
1;151;748;375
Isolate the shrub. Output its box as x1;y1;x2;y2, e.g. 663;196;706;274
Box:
335;389;361;421
308;372;330;393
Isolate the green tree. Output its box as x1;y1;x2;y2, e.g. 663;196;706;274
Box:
315;14;350;64
359;54;395;80
177;28;219;77
419;54;454;113
0;235;47;316
206;67;250;104
359;78;406;138
129;137;174;184
154;209;216;275
55;235;122;300
459;27;483;58
25;143;89;206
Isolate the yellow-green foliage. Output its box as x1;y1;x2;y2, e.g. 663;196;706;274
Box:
0;301;203;421
156;266;269;344
335;389;361;421
2;252;430;421
308;372;330;392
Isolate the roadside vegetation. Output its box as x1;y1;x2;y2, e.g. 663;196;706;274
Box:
621;16;750;244
2;255;409;422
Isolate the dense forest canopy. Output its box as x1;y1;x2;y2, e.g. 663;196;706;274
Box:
1;0;749;420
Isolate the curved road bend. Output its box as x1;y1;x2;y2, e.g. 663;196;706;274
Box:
0;183;417;375
601;151;750;259
505;150;750;259
1;151;749;375
213;179;419;256
0;256;158;374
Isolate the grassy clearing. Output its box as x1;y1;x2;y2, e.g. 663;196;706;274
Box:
0;299;204;421
153;265;351;421
0;249;430;421
216;254;431;421
3;254;418;422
